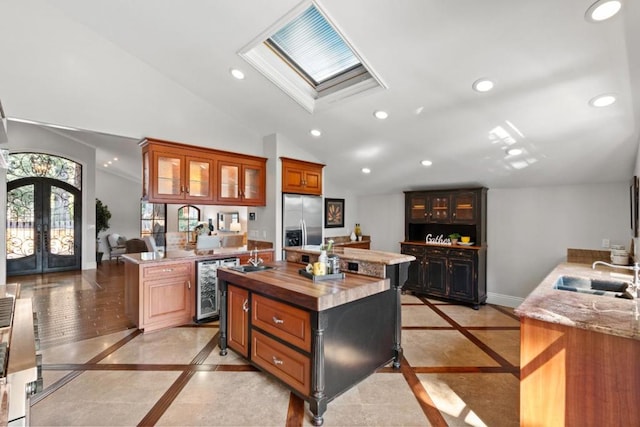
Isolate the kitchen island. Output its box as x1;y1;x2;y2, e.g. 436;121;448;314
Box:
217;254;412;426
515;262;640;426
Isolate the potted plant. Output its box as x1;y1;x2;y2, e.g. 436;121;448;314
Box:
96;198;112;264
448;233;460;245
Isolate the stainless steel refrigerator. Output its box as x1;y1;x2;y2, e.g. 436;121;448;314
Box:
283;194;323;248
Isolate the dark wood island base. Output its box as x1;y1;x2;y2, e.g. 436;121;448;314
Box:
217;261;409;425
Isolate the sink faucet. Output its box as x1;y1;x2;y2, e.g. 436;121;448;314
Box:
592;261;640;297
248;247;263;267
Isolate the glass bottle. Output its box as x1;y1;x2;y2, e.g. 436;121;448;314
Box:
355;223;362;237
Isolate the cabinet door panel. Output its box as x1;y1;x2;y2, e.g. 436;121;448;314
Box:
401;245;424;291
143;277;190;326
408;194;428;222
154;152;183;199
452;192;477;224
227;285;250;358
186;156;213;201
219;161;240;202
425;252;447;295
429;194;450;222
449;257;475;300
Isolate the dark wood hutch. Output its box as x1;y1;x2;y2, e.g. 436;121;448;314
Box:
401;187;487;309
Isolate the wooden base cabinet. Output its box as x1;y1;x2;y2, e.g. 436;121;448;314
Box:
219;278;399;426
401;244;486;308
520;317;640;426
125;260;194;332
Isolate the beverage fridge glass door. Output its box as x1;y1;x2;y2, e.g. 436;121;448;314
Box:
196;260;220;322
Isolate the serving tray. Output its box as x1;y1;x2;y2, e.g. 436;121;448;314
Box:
298;269;345;282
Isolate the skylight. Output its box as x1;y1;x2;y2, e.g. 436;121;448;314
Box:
266;5;361;86
239;1;386;113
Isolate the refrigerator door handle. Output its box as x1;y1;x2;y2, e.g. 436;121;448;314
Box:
301;219;307;246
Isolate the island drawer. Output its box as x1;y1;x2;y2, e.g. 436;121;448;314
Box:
251;330;310;396
252;294;311;352
142;262;191;279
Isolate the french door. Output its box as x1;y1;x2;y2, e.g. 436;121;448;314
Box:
6;177;82;276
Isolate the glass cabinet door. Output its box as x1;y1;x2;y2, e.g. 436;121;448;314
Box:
242;165;263;204
409;194;428;222
154;153;183;199
452;192;476;223
186;156;213;200
429;194;450;222
218;161;240;203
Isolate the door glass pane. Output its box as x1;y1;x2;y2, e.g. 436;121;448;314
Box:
49;186;75;255
188;160;210;197
244;167;260;199
157;156;181;195
221;164;239;199
6;184;35;259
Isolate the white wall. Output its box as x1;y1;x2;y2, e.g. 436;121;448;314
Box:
487;183;630;306
358;182;630;307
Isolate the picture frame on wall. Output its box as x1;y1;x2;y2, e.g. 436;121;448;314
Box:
325;198;345;228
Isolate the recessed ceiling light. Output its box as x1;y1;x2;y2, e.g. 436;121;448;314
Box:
230;68;245;80
506;148;523;156
415;106;424;115
420;160;433;167
373;110;388;120
589;94;616;107
113;157;118;161
586;0;622;22
310;129;322;137
361;167;371;174
108;161;112;164
472;78;494;93
103;164;108;167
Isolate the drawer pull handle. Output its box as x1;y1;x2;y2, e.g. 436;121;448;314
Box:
162;268;173;272
272;356;284;366
272;316;284;324
187;280;191;290
242;299;249;312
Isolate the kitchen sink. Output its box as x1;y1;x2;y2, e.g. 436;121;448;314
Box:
230;265;275;273
553;275;630;298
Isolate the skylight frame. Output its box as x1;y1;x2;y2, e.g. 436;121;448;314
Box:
238;0;387;113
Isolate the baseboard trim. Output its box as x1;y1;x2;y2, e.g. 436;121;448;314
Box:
487;292;524;308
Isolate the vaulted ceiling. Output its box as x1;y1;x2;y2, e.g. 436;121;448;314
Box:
1;0;639;195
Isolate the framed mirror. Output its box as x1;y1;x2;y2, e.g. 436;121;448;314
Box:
217;211;239;231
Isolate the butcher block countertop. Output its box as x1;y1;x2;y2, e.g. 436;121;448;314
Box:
515;262;640;340
217;261;390;312
284;246;415;265
122;246;272;264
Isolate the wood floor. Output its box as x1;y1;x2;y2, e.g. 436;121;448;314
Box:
10;261;135;349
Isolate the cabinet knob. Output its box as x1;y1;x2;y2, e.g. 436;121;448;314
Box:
272;316;284;325
242;299;249;312
272;356;284;366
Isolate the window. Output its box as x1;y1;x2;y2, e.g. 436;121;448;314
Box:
239;1;386;113
177;205;200;232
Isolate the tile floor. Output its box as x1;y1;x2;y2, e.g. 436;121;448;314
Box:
28;290;521;426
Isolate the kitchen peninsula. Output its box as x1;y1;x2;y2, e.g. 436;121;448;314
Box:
516;262;640;426
122;247;274;332
217;248;414;426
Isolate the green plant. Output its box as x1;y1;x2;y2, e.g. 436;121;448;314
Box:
96;198;112;239
448;233;460;240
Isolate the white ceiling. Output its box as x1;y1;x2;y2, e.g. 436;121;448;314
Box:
1;0;639;195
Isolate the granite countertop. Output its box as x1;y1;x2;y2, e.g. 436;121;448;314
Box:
122;246;273;265
217;261;389;311
515;262;640;340
284;246;415;265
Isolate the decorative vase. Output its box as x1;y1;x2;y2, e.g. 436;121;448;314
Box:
350;231;357;241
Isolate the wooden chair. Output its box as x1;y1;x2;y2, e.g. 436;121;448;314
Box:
125;238;147;254
106;233;127;263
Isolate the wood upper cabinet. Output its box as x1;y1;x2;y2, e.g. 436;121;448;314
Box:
451;191;477;224
141;138;267;206
216;155;266;206
281;157;324;195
